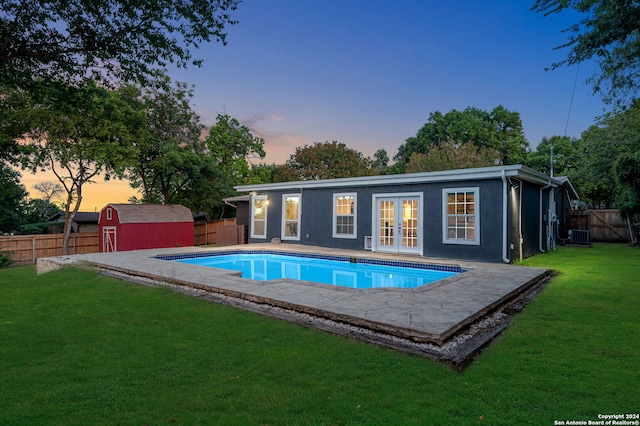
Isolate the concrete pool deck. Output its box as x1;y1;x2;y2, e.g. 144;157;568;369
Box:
37;244;551;368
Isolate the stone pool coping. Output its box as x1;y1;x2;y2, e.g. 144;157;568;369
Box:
37;244;550;367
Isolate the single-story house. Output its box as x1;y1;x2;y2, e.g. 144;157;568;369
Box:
235;165;577;263
98;204;194;252
46;211;100;233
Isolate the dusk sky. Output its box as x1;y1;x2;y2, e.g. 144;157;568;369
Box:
23;1;608;211
169;0;606;163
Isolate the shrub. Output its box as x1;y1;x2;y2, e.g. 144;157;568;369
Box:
17;222;64;235
0;251;12;268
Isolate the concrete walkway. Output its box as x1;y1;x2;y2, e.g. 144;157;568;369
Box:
37;244;549;347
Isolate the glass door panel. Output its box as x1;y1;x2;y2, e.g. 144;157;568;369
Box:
378;199;395;249
282;194;301;240
401;198;418;249
375;196;421;254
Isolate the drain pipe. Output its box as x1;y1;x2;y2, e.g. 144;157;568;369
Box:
501;170;510;263
517;179;523;262
539;182;552;253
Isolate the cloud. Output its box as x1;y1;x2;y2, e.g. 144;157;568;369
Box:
240;113;309;164
257;132;309;164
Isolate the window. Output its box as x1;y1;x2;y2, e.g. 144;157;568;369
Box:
251;195;268;239
442;188;479;245
282;193;301;241
106;208;112;221
333;193;357;239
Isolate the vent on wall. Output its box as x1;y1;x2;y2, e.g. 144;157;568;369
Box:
364;236;372;250
568;229;591;245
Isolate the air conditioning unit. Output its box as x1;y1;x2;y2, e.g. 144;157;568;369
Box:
568;229;591;245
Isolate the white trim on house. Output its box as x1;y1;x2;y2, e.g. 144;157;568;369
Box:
236;165;560;193
332;193;357;239
371;192;423;256
442;187;480;246
281;193;301;241
250;194;269;239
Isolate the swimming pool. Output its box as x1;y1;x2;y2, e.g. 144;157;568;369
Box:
160;251;462;289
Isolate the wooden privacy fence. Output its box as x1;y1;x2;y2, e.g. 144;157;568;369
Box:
565;209;638;243
193;218;238;246
2;217;241;265
1;233;100;266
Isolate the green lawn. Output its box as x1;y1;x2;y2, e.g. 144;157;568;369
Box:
1;244;638;425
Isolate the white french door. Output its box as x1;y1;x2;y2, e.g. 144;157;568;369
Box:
374;194;422;255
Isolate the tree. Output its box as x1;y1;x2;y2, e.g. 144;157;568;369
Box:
0;0;240;89
532;0;640;106
246;163;282;184
0;83;32;160
373;149;390;174
404;141;500;173
175;114;265;218
614;152;640;216
574;99;640;209
394;105;528;172
0;161;26;233
19;81;146;254
125;71;202;204
23;181;64;223
283;141;376;181
525;135;582;177
203;114;265;178
22;199;63;224
33;181;64;204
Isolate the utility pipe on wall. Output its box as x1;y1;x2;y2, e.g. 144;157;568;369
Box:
516;179;523;262
501;170;510;264
539;182;552;253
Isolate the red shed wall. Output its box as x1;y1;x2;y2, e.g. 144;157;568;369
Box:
118;222;194;251
98;206;121;252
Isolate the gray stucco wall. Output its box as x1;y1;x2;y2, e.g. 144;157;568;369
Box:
248;178;512;263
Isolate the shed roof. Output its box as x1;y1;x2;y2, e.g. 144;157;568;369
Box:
101;204;194;224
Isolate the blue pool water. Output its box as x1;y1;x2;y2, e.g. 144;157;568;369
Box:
168;252;460;289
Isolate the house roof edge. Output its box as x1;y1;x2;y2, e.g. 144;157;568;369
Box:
235;165;560;192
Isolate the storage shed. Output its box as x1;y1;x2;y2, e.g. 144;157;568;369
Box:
98;204;194;252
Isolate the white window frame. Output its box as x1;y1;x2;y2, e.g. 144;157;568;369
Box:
251;195;268;239
281;193;301;241
332;193;357;239
106;207;112;221
442;187;480;245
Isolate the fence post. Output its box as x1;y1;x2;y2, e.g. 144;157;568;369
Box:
32;237;36;264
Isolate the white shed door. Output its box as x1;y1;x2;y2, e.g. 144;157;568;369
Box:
102;227;116;253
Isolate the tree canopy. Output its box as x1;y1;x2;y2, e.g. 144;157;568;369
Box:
18;81;147;253
0;161;26;233
532;0;640;106
575;99;640;213
525;135;582;177
175;114;265;218
394;105;528;172
0;0;240;89
124;71;202;204
405;141;500;174
280;141;376;181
